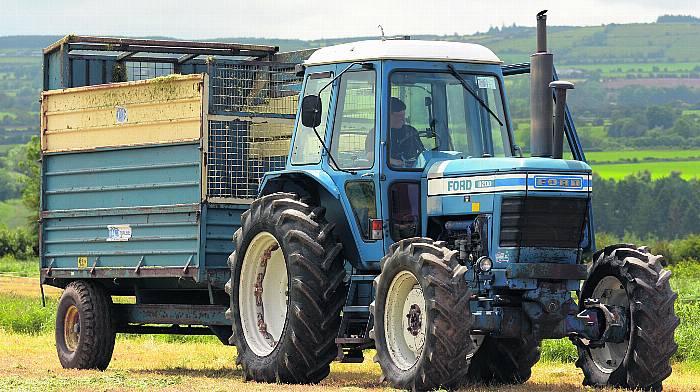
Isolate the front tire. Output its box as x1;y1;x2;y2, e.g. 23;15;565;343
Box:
55;280;115;370
575;245;679;391
225;193;347;384
371;238;473;391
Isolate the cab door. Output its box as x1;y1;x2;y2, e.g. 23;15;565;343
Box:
325;63;386;266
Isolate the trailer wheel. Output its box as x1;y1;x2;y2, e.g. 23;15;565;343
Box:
225;193;347;384
55;280;115;370
370;238;473;391
575;245;679;391
465;336;540;385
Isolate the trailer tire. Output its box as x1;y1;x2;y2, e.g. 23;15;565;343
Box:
55;280;115;370
226;192;347;384
370;238;473;391
575;245;679;391
465;336;540;385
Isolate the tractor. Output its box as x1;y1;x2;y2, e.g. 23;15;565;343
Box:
226;10;679;391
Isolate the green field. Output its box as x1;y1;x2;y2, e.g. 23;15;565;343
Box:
583;149;700;163
0;199;32;229
567;62;700;78
593;160;700;179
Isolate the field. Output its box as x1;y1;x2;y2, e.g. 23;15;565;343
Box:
0;199;32;229
0;259;699;391
561;149;700;180
593;160;700;180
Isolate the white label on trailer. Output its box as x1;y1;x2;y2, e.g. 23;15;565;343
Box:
115;106;128;124
107;225;132;241
477;77;496;89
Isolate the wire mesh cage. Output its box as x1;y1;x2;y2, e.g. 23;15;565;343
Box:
206;119;293;200
209;61;301;115
205;60;302;200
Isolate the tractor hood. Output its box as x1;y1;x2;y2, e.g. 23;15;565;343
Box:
425;157;592;196
426;157;591;178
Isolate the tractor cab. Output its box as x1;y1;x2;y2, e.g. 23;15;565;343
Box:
282;38;592;270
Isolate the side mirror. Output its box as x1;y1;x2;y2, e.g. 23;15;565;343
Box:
301;95;322;128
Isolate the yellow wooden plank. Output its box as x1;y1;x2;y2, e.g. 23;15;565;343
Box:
249;140;291;158
248;122;294;139
42;75;204;152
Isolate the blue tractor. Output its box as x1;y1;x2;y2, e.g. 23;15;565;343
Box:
226;11;678;391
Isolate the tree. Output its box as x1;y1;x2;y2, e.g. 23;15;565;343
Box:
19;136;40;234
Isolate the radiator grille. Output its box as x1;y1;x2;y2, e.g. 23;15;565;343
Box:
500;197;588;248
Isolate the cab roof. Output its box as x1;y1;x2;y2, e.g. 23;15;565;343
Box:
304;40;502;66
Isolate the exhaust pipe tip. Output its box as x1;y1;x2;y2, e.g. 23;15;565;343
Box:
536;10;548;53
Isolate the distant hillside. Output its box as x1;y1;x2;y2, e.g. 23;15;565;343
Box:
2;19;700;66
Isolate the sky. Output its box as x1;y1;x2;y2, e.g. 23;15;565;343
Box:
1;0;698;40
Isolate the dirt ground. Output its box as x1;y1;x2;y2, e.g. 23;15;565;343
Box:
1;276;698;391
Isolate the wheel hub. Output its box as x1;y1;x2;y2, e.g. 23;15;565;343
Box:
253;243;280;348
239;232;289;357
406;303;422;336
63;304;80;352
587;276;630;373
385;271;427;370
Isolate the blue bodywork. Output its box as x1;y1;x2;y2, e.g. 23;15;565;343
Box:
261;60;594;271
260;58;596;341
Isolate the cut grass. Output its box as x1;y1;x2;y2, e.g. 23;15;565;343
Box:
0;260;698;390
0;330;698;391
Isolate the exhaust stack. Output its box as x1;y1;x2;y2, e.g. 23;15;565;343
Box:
530;10;554;157
550;81;574;159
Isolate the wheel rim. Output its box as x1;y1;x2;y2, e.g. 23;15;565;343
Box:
239;231;288;357
384;270;427;370
63;304;80;352
589;275;630;373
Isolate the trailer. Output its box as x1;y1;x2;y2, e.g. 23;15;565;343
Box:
40;36;308;355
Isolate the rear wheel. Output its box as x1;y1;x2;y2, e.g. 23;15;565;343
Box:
371;238;473;390
226;193;347;384
575;245;679;391
55;280;115;370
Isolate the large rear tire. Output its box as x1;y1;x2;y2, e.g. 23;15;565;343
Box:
225;193;347;384
55;280;115;370
465;336;540;385
371;238;473;391
575;245;679;391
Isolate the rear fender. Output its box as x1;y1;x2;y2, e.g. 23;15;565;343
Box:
259;171;364;269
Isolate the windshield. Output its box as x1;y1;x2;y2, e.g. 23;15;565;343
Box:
389;71;512;169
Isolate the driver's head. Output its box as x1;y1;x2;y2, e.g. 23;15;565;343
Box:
390;97;406;129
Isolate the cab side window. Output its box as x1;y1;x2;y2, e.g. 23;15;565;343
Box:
330;70;376;170
290;72;332;165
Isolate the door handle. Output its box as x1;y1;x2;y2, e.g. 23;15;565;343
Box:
361;172;374;178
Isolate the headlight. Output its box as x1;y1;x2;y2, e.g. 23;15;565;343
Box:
477;256;493;272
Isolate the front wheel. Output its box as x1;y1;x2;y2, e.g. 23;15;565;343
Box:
371;238;474;390
575;245;679;391
225;193;347;384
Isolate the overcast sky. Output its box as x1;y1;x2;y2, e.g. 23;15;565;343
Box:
1;0;698;40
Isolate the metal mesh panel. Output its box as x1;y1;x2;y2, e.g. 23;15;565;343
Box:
207;120;291;199
126;62;174;81
210;62;301;115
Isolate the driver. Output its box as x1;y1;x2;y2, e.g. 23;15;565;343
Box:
388;97;424;168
